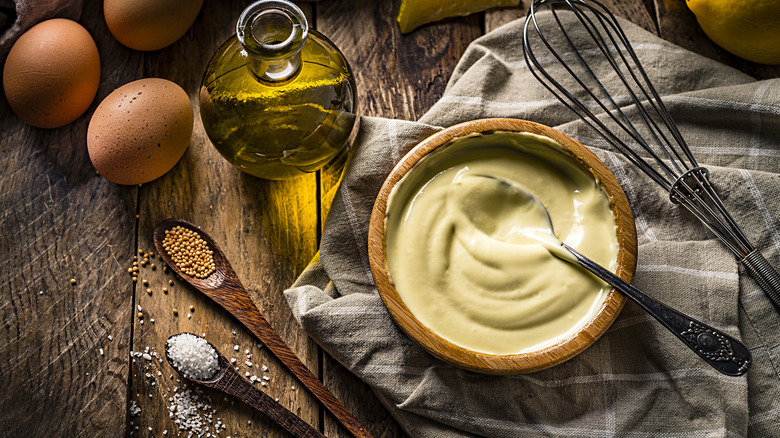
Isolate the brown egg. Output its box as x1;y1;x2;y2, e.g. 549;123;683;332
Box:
87;78;193;185
104;0;204;51
2;19;100;129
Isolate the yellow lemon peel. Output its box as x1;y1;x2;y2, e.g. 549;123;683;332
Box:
397;0;521;34
687;0;780;64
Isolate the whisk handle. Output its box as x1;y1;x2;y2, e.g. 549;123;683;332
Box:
742;250;780;310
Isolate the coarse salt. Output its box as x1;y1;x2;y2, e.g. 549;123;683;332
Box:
166;334;219;380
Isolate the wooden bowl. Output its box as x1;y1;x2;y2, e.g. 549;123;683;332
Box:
368;118;637;374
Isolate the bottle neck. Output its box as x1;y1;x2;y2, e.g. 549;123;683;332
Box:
237;0;308;83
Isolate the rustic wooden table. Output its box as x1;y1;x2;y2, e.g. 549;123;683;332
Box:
1;0;778;436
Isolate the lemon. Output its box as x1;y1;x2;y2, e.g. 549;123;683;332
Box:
397;0;520;34
687;0;780;64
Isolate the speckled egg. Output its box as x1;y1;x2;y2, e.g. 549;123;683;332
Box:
2;19;100;129
87;78;193;185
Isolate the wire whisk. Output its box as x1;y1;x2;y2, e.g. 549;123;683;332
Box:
522;0;780;308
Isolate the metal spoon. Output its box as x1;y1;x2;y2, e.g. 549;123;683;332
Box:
471;175;751;376
165;333;324;438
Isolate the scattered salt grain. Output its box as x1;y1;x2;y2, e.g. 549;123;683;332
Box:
233;345;239;351
143;353;152;361
99;348;104;356
166;333;220;380
108;335;113;341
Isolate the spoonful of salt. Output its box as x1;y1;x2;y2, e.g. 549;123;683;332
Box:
165;333;324;438
466;175;751;376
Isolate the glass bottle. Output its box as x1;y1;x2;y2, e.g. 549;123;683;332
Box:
199;0;357;179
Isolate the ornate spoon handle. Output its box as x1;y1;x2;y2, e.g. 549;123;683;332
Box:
562;243;751;376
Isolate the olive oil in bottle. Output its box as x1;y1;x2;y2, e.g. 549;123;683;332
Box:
199;0;357;179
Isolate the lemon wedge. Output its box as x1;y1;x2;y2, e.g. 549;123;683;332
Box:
397;0;521;33
687;0;780;64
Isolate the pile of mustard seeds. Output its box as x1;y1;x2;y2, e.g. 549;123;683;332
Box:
162;226;216;278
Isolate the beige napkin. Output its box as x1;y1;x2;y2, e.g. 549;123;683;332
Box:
285;11;780;437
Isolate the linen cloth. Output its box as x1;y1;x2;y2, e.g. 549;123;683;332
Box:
285;11;780;438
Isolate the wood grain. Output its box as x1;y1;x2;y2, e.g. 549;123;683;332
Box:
367;118;636;374
128;2;321;437
152;218;374;438
317;0;482;122
166;337;325;438
313;0;482;436
3;0;771;435
486;0;657;34
0;1;137;436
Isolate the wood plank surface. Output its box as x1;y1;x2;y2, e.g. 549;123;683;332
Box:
0;1;139;436
315;1;480;436
1;0;777;437
128;1;321;437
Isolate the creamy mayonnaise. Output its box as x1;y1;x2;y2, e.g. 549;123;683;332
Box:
385;132;618;355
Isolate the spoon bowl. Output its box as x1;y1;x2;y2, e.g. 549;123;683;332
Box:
164;333;325;438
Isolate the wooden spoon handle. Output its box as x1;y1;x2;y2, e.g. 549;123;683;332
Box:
209;285;374;438
213;368;325;438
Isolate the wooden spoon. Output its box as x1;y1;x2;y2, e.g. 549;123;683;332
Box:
165;333;324;438
154;218;373;438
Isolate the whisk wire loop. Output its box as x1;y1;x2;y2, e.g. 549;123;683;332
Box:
523;0;780;308
525;2;680;189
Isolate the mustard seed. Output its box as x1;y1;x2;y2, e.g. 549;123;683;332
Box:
138;312;143;318
70;279;76;285
142;279;148;285
172;309;178;315
146;288;152;295
162;288;168;293
161;226;216;278
189;305;195;312
169;280;174;285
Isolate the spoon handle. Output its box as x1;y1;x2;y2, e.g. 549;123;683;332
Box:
561;243;751;376
207;283;374;438
210;366;325;438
